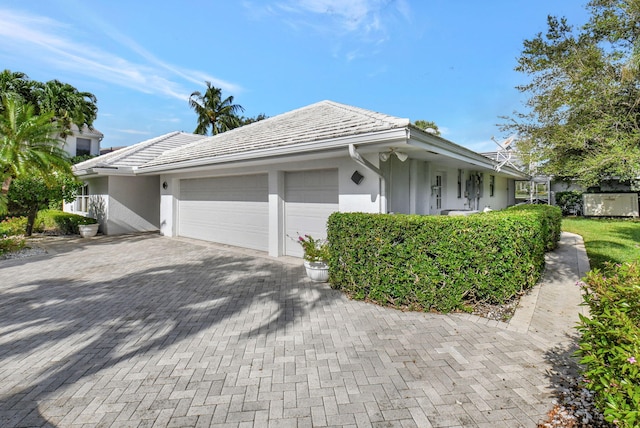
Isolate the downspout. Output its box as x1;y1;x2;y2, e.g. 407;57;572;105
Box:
348;144;387;213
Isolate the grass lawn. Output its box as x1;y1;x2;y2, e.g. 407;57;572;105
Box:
562;217;640;269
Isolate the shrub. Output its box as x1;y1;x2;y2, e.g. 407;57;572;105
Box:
576;262;640;427
506;204;562;251
555;191;583;216
0;236;26;256
35;209;97;235
327;209;553;312
0;216;28;236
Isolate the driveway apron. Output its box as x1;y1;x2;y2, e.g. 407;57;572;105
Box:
0;233;586;427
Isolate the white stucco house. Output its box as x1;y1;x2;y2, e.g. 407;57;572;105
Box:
69;101;528;258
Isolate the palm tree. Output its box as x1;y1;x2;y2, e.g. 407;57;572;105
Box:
189;82;244;135
0;97;70;213
35;79;98;138
0;70;36;109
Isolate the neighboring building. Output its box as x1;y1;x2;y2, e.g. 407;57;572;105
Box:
61;125;103;158
70;101;528;257
483;148;639;216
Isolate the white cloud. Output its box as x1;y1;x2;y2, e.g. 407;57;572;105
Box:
114;129;153;135
248;0;410;52
0;8;242;100
155;117;182;124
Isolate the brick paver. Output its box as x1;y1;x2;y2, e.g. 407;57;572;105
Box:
0;233;586;427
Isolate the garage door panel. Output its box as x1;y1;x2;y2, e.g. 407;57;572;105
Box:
284;169;339;257
179;175;268;251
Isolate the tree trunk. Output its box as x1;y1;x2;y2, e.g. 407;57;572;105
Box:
25;208;38;237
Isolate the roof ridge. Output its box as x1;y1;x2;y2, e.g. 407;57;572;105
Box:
320;100;410;127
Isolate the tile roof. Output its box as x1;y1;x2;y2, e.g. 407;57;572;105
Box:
141;100;410;169
73;131;205;172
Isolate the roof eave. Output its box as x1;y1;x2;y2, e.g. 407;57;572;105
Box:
408;130;529;179
74;166;136;177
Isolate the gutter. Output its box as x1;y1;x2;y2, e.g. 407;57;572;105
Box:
348;144;387;213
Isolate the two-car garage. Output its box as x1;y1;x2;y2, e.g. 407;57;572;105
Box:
176;169;339;257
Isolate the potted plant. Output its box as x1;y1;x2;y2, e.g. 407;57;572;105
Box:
296;234;330;282
77;216;99;238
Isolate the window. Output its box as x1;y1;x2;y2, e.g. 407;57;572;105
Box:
76;184;89;212
76;138;92;156
489;175;495;197
457;169;462;198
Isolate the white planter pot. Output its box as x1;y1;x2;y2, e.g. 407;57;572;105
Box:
303;260;329;282
78;224;99;238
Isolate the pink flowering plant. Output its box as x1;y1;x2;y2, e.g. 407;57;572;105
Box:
295;234;330;263
576;261;640;427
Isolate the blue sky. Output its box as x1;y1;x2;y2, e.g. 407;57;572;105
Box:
0;1;589;152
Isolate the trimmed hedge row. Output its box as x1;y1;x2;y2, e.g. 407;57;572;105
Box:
577;262;640;427
34;209;97;235
505;203;562;251
327;205;561;312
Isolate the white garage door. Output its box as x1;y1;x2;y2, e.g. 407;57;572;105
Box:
179;174;269;251
285;169;339;257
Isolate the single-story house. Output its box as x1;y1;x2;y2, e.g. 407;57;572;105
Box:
69;100;528;258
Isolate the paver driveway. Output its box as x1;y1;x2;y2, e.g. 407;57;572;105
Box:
0;234;579;427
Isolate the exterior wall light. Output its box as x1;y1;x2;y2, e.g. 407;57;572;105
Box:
351;170;364;185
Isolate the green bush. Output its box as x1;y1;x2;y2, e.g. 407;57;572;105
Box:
576;262;640;428
0;236;25;256
0;216;28;236
506;204;562;251
35;209;97;235
327;208;555;312
555;191;583;216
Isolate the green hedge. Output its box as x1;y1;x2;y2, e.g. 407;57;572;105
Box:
327;205;561;312
505;204;562;251
34;209;97;235
577;262;640;427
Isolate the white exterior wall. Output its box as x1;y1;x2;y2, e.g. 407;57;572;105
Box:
87;177;109;233
473;173;509;211
384;158;432;215
385;162;517;215
160;176;179;237
66;175;160;235
106;176;160;235
160;155;381;257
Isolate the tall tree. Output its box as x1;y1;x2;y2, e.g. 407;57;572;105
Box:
503;0;640;186
35;79;98;137
0;71;98;137
0;70;35;106
7;173;80;236
0;97;70;213
239;113;268;126
413;120;441;136
189;82;244;135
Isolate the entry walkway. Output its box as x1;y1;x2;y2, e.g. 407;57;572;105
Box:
0;232;588;427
